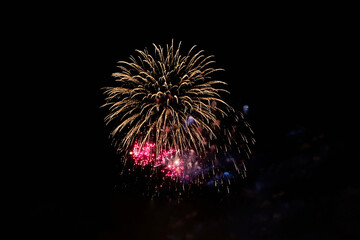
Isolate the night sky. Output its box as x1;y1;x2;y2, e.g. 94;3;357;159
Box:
14;4;356;240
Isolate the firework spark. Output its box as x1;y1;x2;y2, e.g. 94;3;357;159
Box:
102;40;255;198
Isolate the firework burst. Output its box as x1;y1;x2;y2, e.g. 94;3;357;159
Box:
102;40;255;198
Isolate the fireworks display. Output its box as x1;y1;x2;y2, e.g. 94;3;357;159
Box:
102;40;255;199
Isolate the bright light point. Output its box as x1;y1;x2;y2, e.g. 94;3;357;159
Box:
175;160;180;165
129;151;133;155
243;105;249;114
185;116;195;127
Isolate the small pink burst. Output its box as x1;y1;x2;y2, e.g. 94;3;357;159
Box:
164;161;185;177
130;141;184;177
131;141;157;166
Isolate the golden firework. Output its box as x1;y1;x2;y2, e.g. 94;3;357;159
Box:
102;40;234;157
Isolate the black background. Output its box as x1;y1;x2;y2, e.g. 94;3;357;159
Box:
12;3;356;239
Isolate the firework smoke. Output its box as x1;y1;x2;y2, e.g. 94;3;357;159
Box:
102;40;255;198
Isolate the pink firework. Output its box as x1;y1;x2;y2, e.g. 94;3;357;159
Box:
130;141;186;177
